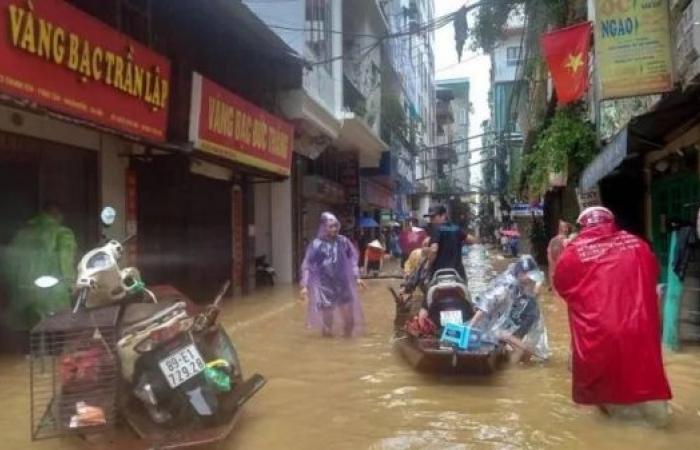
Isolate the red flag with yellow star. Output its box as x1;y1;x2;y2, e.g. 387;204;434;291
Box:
541;22;592;104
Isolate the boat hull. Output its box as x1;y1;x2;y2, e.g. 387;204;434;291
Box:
395;335;506;375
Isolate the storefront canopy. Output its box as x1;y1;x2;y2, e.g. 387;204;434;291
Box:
580;88;700;191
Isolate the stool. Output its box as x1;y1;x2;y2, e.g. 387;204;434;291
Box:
440;323;472;350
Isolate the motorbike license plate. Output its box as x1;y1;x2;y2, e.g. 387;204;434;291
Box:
158;344;206;388
440;310;463;326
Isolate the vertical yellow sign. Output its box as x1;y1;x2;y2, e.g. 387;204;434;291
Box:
594;0;673;99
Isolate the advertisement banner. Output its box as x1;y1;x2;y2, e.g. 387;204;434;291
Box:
189;73;293;176
0;0;170;141
594;0;673;99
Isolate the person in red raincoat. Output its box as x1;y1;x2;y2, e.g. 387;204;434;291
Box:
553;207;672;426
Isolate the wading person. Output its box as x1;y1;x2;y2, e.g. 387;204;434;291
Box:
469;256;549;362
554;207;672;427
547;220;572;293
363;239;384;277
300;212;365;337
2;203;77;351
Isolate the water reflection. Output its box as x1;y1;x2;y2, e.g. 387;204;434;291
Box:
1;245;699;449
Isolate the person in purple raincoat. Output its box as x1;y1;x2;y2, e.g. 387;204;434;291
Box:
300;212;366;337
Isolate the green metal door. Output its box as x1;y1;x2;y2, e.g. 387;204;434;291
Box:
651;173;700;280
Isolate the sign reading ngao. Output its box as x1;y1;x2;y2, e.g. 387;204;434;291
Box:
0;0;170;140
189;73;293;176
594;0;673;99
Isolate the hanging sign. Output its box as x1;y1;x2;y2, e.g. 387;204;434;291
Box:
594;0;673;99
189;73;293;176
0;0;170;140
576;186;602;211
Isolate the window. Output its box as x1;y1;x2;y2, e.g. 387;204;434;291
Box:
459;108;467;124
506;46;522;66
306;0;333;72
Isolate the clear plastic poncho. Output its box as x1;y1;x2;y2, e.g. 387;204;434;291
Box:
300;213;364;337
473;256;550;360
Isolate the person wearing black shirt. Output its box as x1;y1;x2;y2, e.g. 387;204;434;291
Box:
424;205;466;281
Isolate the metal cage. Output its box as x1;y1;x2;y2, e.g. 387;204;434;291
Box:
29;306;120;440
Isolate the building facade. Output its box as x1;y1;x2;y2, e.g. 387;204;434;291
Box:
437;78;470;193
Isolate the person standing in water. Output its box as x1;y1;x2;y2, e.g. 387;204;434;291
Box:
554;207;672;426
300;212;366;337
547;220;572;293
3;203;77;346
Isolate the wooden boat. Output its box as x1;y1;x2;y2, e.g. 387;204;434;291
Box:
395;334;507;375
389;270;508;376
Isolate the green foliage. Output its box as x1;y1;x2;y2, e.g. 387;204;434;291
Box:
381;93;408;142
524;109;597;194
470;1;521;52
469;0;569;52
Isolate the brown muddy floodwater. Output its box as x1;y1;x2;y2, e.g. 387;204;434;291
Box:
2;246;700;450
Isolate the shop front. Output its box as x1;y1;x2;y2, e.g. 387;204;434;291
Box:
360;177;395;222
0;0;171;346
134;73;293;299
301;174;347;247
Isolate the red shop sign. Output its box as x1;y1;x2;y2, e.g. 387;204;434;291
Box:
189;73;293;176
0;0;170;141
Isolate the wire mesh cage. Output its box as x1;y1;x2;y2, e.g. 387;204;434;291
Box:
29;306;120;440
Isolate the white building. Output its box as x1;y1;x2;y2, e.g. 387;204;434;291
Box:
244;0;387;281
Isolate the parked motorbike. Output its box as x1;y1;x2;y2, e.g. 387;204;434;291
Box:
255;255;275;286
29;207;265;449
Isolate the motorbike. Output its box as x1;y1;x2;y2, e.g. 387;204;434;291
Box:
255;255;275;286
29;207;265;449
393;269;506;375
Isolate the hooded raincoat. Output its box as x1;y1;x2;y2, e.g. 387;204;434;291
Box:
300;213;364;336
553;207;671;405
3;213;77;330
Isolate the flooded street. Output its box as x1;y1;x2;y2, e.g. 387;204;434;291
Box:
1;245;700;449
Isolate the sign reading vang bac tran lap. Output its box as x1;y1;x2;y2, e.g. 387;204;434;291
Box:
189;73;293;176
0;0;170;141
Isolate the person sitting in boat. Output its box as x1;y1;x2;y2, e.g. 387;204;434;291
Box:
403;237;431;280
469;256;549;361
300;212;366;337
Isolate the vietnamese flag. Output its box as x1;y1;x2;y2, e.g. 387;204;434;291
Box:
541;22;592;104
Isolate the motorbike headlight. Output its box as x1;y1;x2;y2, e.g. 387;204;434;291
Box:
86;251;112;270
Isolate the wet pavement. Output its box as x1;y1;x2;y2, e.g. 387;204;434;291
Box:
2;245;700;449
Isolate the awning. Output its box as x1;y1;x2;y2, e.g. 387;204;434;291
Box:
580;127;628;190
580;87;700;190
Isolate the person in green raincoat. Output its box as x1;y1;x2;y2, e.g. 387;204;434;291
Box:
2;203;77;331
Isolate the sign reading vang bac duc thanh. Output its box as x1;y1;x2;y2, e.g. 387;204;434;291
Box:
188;73;293;176
0;0;171;141
594;0;673;99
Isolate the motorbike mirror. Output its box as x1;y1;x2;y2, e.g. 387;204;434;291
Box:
34;276;60;288
100;206;117;227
